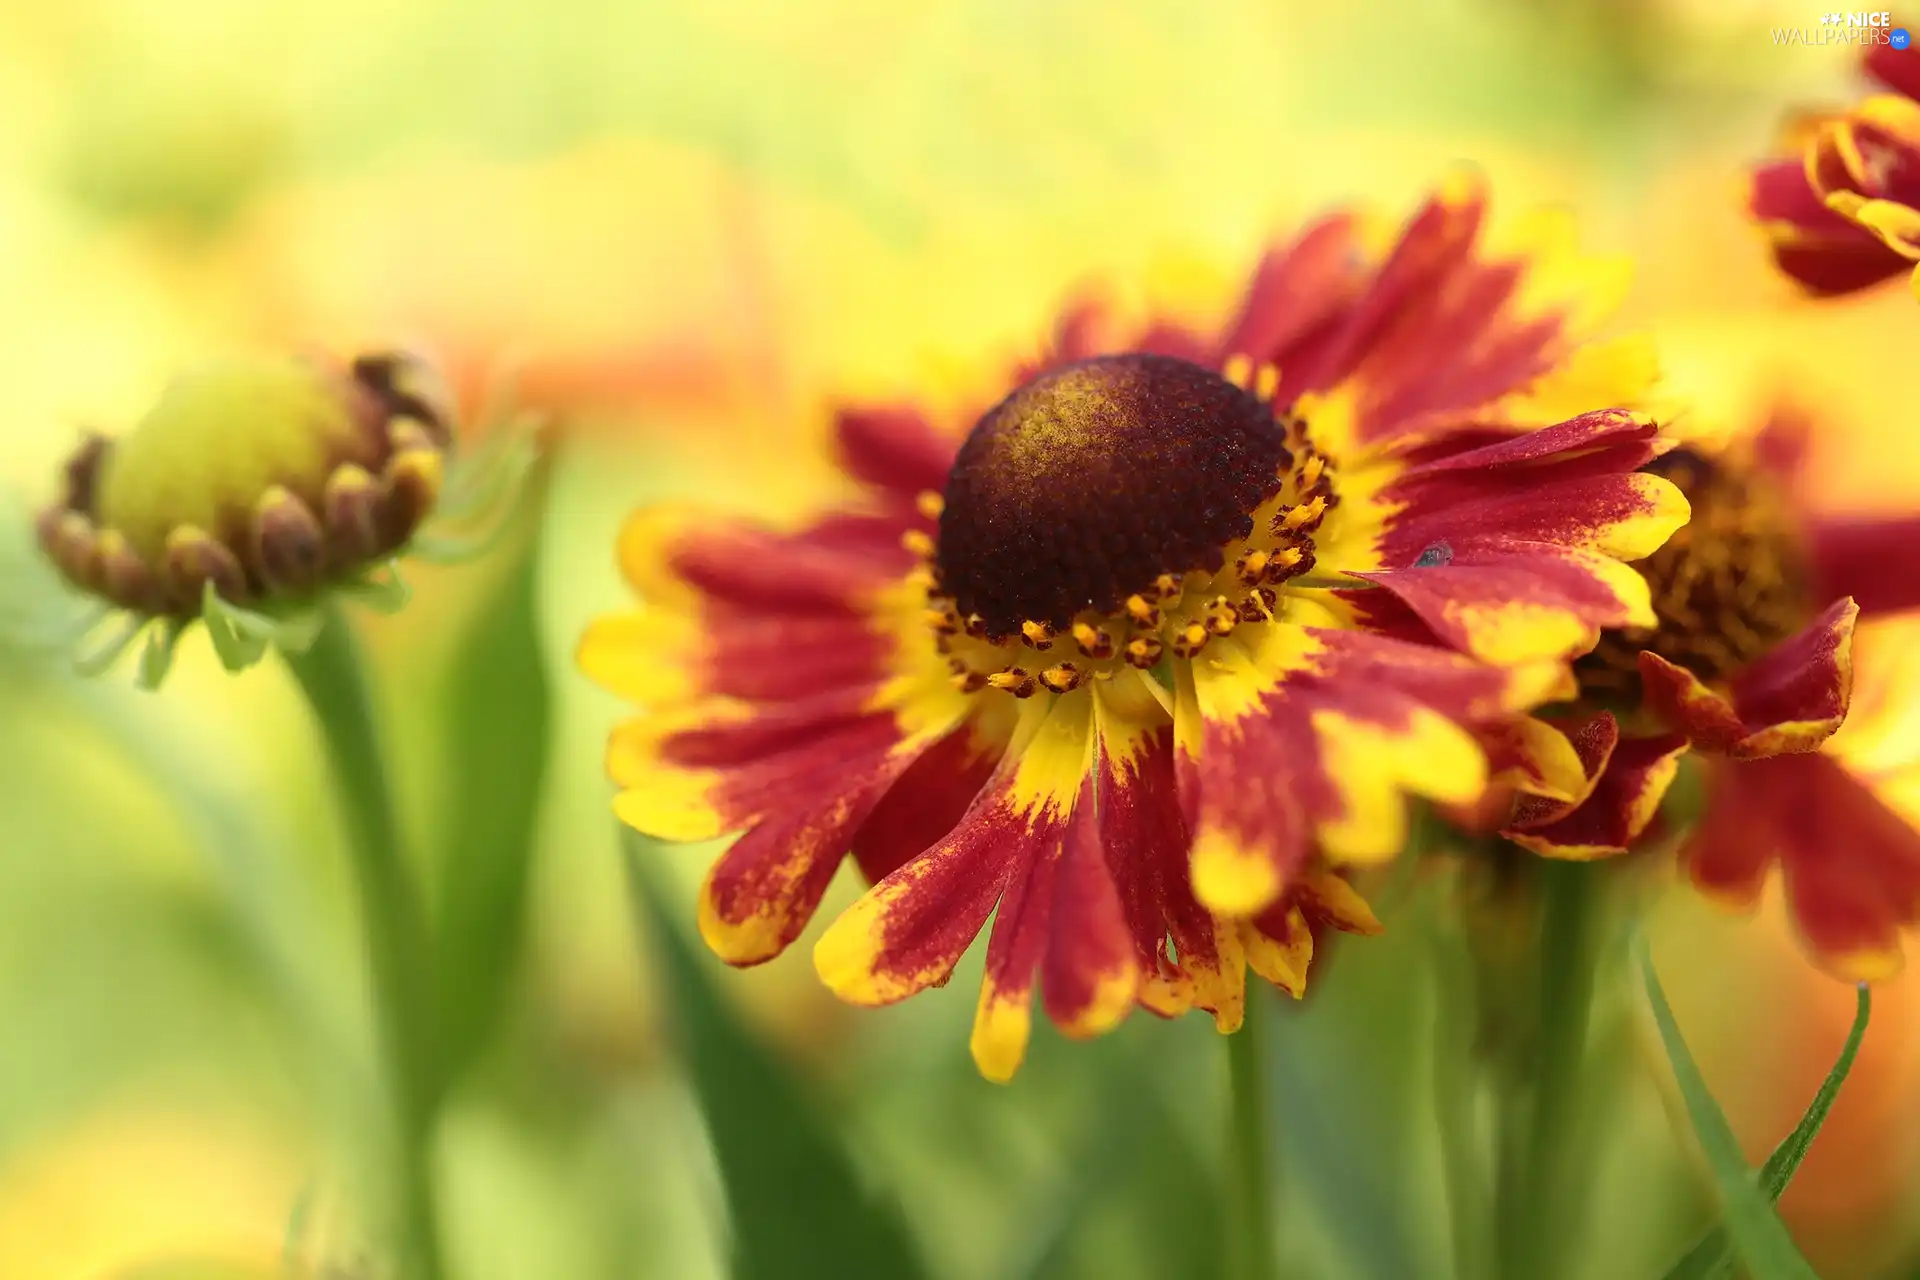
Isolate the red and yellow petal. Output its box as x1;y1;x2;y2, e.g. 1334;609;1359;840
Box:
1685;753;1920;982
1038;787;1140;1044
831;404;958;503
581;607;894;707
1212;213;1370;370
694;755;919;966
848;719;1005;885
615;503;909;618
1335;410;1688;663
1093;679;1246;1029
1812;97;1920;250
1748;155;1914;297
1480;714;1594;807
814;692;1097;1081
1640;598;1860;758
1183;623;1569;916
1810;515;1920;619
1502;720;1689;860
1274;175;1643;455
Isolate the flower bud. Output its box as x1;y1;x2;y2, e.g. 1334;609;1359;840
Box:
35;352;454;619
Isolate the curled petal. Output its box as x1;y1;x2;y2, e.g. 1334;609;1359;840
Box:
1503;720;1689;860
1686;753;1920;982
1640;598;1859;758
1749;156;1913;296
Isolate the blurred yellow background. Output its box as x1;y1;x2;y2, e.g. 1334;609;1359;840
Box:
2;1;1919;1277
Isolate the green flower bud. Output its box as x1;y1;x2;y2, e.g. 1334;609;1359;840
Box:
27;349;535;688
37;353;452;619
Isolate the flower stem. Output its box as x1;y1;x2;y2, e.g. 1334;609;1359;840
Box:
1227;992;1278;1280
284;606;445;1280
1497;859;1601;1280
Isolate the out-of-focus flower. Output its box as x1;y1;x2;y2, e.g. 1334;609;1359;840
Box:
26;349;530;687
0;1109;299;1280
1498;411;1920;979
580;174;1688;1081
1748;44;1920;300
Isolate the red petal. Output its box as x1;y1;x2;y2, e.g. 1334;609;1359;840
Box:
1100;727;1239;1026
832;405;958;500
814;774;1047;1007
1639;599;1859;757
1866;42;1920;99
698;751;914;965
1686;754;1920;981
1215;214;1368;366
850;722;1003;884
1041;791;1140;1039
1809;515;1920;618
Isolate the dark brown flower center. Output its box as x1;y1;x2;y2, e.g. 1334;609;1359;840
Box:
932;354;1292;637
1576;447;1813;697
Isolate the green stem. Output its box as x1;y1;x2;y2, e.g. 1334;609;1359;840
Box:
284;606;445;1280
1498;859;1602;1280
1431;927;1491;1280
1227;992;1278;1280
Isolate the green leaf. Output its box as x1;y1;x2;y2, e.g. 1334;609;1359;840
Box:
1638;939;1822;1280
1659;984;1870;1280
621;830;928;1280
429;461;554;1094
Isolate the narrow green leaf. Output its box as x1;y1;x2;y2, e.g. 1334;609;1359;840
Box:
1638;939;1821;1280
1660;984;1871;1280
622;831;928;1280
1758;984;1871;1198
429;462;553;1093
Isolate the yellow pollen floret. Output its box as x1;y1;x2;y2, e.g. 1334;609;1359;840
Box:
1125;636;1164;668
1039;663;1082;693
1223;354;1253;388
1172;622;1210;658
915;490;945;520
1204;596;1239;636
1153;573;1183;599
922;607;959;634
988;668;1039;697
1072;622;1113;659
1254;363;1279;401
1021;619;1056;649
1281;496;1327;531
1237;549;1271;584
901;529;936;558
1125;594;1160;626
1299;454;1325;488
